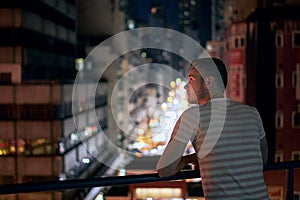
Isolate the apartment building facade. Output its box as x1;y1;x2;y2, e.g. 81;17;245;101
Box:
208;1;300;198
0;1;123;199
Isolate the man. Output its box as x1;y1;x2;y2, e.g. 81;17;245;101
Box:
156;57;269;199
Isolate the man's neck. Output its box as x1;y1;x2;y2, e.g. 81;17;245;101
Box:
198;93;225;106
198;96;210;106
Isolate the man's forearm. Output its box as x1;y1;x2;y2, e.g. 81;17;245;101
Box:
157;153;198;177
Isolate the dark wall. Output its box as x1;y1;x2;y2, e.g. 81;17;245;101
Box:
246;14;276;164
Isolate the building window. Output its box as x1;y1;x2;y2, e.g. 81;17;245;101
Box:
275;111;283;128
0;73;12;84
275;33;284;47
0;105;14;120
23;176;56;183
291;151;300;161
0;176;14;184
234;38;239;48
240;37;245;48
296;64;300;99
20;105;54;120
275;151;283;162
292;111;300;127
275;71;284;88
293;71;297;88
232;36;246;49
293;31;300;47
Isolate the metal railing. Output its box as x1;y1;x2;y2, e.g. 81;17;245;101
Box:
0;160;299;200
263;160;300;200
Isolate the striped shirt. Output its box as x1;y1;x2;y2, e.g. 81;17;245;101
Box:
182;98;269;200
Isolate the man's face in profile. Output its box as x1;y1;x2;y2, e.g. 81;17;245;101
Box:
185;66;209;104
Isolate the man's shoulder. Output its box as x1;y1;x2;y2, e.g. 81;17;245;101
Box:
228;99;255;108
181;105;201;118
184;99;259;113
228;101;260;117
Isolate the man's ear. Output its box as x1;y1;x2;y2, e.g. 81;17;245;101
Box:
205;76;214;87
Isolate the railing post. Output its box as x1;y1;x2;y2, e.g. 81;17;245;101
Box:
286;165;294;200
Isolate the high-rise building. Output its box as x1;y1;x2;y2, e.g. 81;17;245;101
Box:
246;5;300;197
0;0;77;82
0;1;126;199
211;0;225;41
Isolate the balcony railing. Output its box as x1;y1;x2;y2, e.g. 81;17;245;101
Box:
0;160;299;200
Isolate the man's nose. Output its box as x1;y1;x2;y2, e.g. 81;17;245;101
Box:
184;83;188;89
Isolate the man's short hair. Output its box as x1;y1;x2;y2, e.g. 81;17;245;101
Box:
191;57;228;89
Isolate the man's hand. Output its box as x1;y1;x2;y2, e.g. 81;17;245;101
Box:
157;153;199;177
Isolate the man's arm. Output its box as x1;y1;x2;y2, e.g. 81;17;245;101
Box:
156;139;189;177
156;112;199;177
156;140;198;177
260;136;268;166
255;107;268;166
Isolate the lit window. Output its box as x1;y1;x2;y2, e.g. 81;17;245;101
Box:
183;20;189;25
275;33;284;47
75;58;84;71
275;151;283;162
190;0;196;6
127;19;135;29
291;151;300;161
275;111;283;128
275;71;284;88
292;31;300;47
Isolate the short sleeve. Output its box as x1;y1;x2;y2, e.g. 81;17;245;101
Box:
172;106;200;143
253;107;266;139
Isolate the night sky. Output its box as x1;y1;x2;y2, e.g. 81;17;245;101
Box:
126;0;211;46
127;0;181;30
